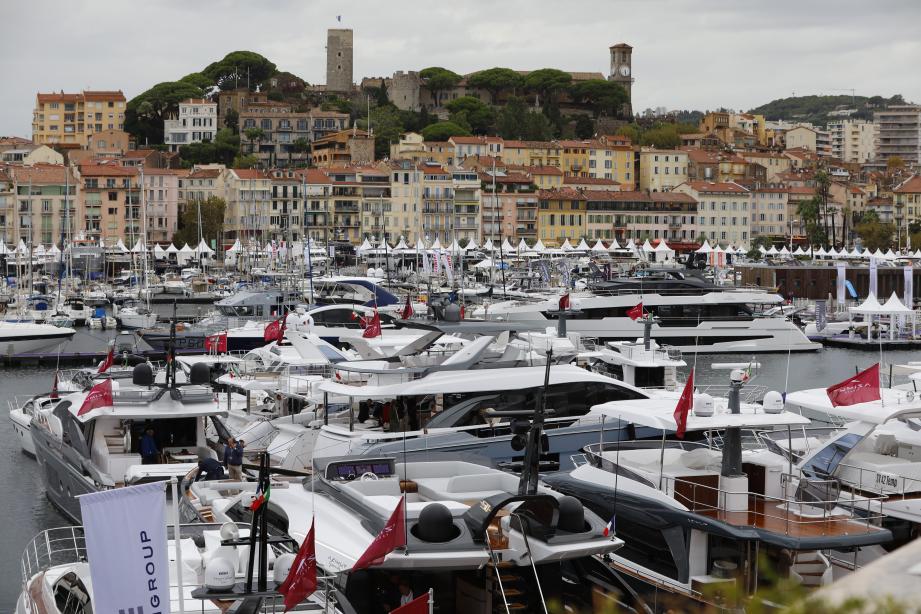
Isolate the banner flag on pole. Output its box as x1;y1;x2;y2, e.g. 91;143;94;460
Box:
79;482;171;614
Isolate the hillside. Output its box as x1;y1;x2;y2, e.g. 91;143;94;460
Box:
749;94;906;126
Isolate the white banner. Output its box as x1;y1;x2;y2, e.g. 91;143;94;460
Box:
836;261;847;305
443;253;454;284
905;265;914;308
421;249;431;275
80;482;171;614
869;257;878;297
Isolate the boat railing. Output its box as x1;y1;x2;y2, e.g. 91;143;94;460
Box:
832;460;921;499
20;526;87;589
661;473;886;537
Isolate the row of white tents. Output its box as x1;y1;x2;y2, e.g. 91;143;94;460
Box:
355;236;681;257
0;238;216;260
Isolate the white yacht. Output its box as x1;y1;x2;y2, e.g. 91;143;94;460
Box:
0;320;76;354
16;524;343;614
30;362;231;522
472;272;820;354
544;393;891;609
187;455;627;612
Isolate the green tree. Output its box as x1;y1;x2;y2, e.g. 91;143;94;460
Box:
523;69;572;106
887;156;906;170
641;124;681;148
243;127;265;154
172;196;226;248
523;111;554;140
232;153;260;168
616;123;641;144
569;79;628;117
574;115;595;139
496;96;528;139
179;72;213;90
124;81;205;143
419;67;462;107
223;108;239;132
467;67;523;104
445;96;495;134
815;170;833;245
797;195;827;247
202;51;277;90
855;213;895;251
421;121;471;141
321;97;352;114
357;104;406;159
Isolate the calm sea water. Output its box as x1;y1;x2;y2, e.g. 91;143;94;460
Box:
0;337;918;609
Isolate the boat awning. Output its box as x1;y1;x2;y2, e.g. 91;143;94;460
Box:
591;398;810;432
785;387;921;425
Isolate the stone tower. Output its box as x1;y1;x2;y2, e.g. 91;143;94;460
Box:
326;28;353;93
608;43;633;115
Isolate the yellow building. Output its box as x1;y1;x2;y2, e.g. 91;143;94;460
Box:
32;90;127;147
502;141;562;167
537;188;586;246
638;149;688;192
589;143;634;189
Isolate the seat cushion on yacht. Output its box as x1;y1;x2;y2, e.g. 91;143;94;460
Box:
681;448;721;470
446;473;518;495
342;479;402;497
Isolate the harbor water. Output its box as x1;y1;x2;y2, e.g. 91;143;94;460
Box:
1;340;918;610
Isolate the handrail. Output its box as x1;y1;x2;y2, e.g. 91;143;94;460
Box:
20;527;87;591
511;512;549;614
833;460;921;498
485;538;511;614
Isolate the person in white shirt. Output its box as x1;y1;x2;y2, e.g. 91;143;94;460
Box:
398;580;414;606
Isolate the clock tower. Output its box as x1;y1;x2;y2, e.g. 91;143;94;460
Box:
608;43;633;115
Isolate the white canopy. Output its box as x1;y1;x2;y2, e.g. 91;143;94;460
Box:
501;238;514;253
779;245;791;256
560;238;574;252
793;246;806;256
714;244;725;253
884;249;898;260
591;240;607;253
576;238;591;252
179;243;194;254
815;246;827;257
196;239;214;254
872;248;885;259
34;244;47;256
393;237;409;251
766;245;778;255
448;239;463;253
915;249;921;259
430;237;443;250
882;292;914;314
849;247;862;258
758;245;767;254
641;239;655;252
130;239;146;253
695;241;712;254
114;239;128;252
465;238;479;251
357;238;373;253
608;238;622;251
153;244;166;259
625;238;637;252
592;398;809;433
532;239;546;253
850;292;884;315
0;242;8;255
517;238;530;252
654;239;673;253
415;238;426;251
48;244;61;255
482;239;494;252
165;243;179;253
226;239;242;254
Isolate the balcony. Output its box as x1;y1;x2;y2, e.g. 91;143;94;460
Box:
334;203;359;212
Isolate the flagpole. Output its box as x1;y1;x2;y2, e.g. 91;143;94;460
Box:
428;588;434;614
169;476;186;614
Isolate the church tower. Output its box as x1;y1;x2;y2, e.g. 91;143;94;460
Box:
608;43;633;115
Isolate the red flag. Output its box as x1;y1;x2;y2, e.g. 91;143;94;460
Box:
391;593;430;614
97;346;114;373
401;295;414;319
264;317;283;342
362;310;382;339
205;332;227;353
826;364;881;407
673;368;694;439
558;293;570;311
77;379;114;417
50;371;59;400
352;498;405;571
626;302;646;321
279;520;317;611
460;304;465;319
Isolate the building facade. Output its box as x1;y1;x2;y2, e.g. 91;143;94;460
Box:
32;90;127;147
638;149;688;192
7;164;79;246
674;181;751;247
875;105;921;165
326;29;354;93
141;168;179;244
164;99;218;152
828;119;877;163
75;162;141;244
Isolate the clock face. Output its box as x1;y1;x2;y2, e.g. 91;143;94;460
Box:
619;65;631;77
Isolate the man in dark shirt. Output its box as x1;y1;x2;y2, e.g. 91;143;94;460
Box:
197;455;226;482
140;428;159;464
224;438;244;480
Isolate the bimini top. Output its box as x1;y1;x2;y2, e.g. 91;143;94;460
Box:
590;397;809;433
68;385;228;423
318;364;647;400
785;387;921;425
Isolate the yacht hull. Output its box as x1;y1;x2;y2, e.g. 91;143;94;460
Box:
0;328;76;355
31;420;97;523
9;408;35;456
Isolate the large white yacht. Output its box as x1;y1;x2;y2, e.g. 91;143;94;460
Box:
472;272;820;354
0;320;76;354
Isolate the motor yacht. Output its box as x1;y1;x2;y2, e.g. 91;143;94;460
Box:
0;320;76;354
544;391;891;609
473;272;820;354
30;362;230;522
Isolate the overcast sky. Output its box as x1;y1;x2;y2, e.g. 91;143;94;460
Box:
2;0;919;137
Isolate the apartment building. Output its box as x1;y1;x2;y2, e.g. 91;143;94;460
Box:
222;168;272;247
0;167;14;245
584;190;697;243
875;105;921;165
32;90;126;147
418;162;454;245
6;164;79;246
164;99;218;152
674;181;751;247
141;168;179;243
75;162;141;244
452;169;481;244
894;175;921;235
750;187;789;239
480;171;537;244
827;119;877;163
638;149;688;192
388;160;422;242
537;188;586;246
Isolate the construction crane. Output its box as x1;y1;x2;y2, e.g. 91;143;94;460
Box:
828;88;857;106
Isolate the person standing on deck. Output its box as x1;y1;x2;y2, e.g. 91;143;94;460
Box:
140;428;159;464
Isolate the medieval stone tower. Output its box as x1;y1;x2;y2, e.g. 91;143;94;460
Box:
608;43;633;115
326;29;353;93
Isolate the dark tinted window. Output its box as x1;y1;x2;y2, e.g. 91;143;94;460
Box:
801;433;863;478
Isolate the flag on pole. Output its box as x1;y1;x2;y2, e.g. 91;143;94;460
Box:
79;482;170;614
603;514;615;537
264;316;284;342
278;520;317;611
50;371;59;399
250;479;271;511
626;302;646;321
400;295;414;319
97;345;114;373
352;498;405;571
205;331;228;353
391;591;432;614
673;368;695;439
826;363;881;407
78;379;114;417
362;310;382;338
558;293;570;311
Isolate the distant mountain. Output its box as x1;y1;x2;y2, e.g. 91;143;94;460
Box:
749;94;906;126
